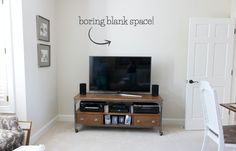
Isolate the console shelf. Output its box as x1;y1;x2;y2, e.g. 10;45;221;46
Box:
74;93;163;135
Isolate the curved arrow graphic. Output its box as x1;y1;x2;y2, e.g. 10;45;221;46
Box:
88;27;111;46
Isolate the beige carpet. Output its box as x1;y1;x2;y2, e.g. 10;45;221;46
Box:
36;122;223;151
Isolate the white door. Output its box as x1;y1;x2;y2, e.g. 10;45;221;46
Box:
185;18;235;130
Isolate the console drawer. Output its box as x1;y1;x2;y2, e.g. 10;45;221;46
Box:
133;114;160;127
76;112;103;125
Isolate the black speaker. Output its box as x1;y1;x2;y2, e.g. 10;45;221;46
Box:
80;83;86;95
152;84;159;96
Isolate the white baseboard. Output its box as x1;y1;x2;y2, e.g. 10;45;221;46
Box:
162;118;184;126
58;114;74;122
58;114;184;126
31;115;58;144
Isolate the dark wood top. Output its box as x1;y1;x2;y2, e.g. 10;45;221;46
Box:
223;125;236;144
220;103;236;113
74;93;163;103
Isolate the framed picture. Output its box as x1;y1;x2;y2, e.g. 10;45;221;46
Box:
37;44;50;67
36;15;50;42
18;121;32;145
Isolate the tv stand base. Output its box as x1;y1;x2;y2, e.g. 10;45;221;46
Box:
74;93;163;135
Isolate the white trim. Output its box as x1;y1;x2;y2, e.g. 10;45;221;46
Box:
230;19;236;125
10;0;27;119
30;115;58;144
58;114;74;122
58;114;184;126
163;118;185;126
0;0;16;113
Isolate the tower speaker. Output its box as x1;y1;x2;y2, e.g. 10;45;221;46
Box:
152;84;159;96
80;83;86;95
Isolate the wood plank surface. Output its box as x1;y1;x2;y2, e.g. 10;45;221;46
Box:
74;93;163;103
220;103;236;112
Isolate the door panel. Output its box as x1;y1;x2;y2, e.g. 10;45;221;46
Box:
213;44;227;77
194;43;209;76
196;24;209;37
215;24;229;38
185;18;235;130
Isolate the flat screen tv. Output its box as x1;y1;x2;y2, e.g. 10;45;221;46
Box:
89;56;151;93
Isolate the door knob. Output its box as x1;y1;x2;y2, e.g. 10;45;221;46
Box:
189;80;199;84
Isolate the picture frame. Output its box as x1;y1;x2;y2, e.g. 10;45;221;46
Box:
37;44;50;67
36;15;50;42
18;121;32;145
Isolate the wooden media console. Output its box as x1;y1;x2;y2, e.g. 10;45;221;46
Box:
74;93;163;135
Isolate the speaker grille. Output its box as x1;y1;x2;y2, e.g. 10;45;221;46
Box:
152;85;159;96
80;83;86;95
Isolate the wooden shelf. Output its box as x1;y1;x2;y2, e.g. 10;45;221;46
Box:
77;111;104;115
104;112;131;115
103;124;130;127
74;93;163;103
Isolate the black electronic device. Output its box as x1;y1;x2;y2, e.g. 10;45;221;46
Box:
133;102;159;114
80;83;86;95
89;56;151;93
152;84;159;96
109;103;130;113
80;101;106;112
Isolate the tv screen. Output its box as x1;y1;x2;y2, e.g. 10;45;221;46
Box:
89;56;151;93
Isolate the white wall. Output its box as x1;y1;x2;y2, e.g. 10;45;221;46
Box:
231;0;236;17
21;0;58;135
56;0;230;119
